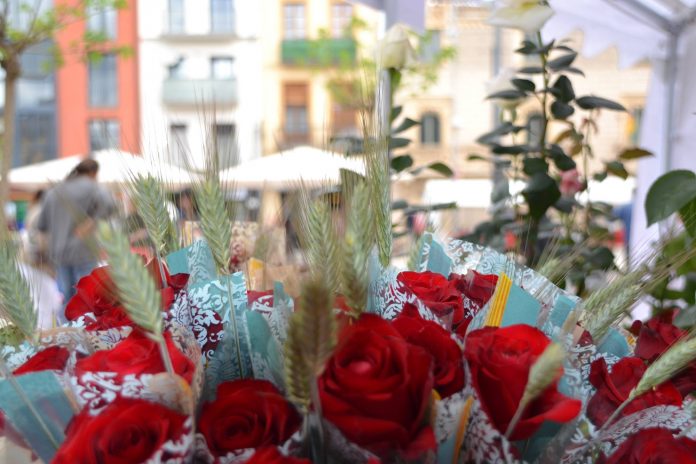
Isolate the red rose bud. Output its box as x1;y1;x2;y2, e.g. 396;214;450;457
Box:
397;271;464;326
198;380;301;457
392;304;465;398
244;447;310;464
13;346;69;375
75;331;195;383
587;357;682;427
52;398;188;464
319;314;436;460
464;325;581;440
600;428;696;464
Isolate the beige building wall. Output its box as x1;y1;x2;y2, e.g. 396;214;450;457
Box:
260;0;380;155
398;5;651;184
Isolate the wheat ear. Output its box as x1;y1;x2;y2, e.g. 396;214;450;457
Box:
131;176;179;256
0;243;37;343
195;179;232;274
97;222;174;374
304;199;341;292
365;137;391;267
505;343;566;438
284;279;336;412
341;182;370;314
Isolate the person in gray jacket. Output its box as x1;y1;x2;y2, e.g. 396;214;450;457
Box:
37;159;116;302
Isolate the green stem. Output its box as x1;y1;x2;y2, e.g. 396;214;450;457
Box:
536;31;550;158
582;111;595;236
224;274;246;379
157;336;175;375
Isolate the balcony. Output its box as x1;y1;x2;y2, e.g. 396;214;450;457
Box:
281;38;356;66
162;78;237;106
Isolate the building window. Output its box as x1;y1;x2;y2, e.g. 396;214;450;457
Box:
420;30;441;63
283;3;306;39
168;57;185;78
87;5;117;39
88;53;117;107
169;0;185;34
284;83;309;143
213;124;236;166
420;112;440;145
89;120;120;152
331;2;353;38
211;57;234;79
170;123;188;163
211;0;235;34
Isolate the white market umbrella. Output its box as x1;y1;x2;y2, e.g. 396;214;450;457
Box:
9;149;198;190
219;145;366;190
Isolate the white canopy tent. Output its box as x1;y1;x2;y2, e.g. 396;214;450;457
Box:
545;0;696;256
8;149;197;190
218;145;366;190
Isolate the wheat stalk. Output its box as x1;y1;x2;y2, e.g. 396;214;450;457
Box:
130;176;179;256
505;343;566;438
284;279;336;412
0;243;37;342
97;222;174;374
195;179;232;274
341;182;371;314
584;283;643;342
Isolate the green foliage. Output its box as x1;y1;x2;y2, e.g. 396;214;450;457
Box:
645;170;696;228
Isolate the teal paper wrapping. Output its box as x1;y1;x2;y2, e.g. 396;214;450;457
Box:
0;371;74;463
500;284;541;327
426;239;452;277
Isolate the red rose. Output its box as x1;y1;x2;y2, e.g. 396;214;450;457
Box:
397;271;464;326
630;314;696;396
587;357;682;427
630;313;687;363
600;428;696;464
52;398;188;464
449;270;498;309
13;346;69;375
244;447;310;464
75;331;195;383
198;380;301;457
392;304;465;398
464;325;581;440
449;270;498;334
65;261;188;328
319;314;436;460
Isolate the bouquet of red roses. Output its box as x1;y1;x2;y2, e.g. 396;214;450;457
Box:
2;212;696;463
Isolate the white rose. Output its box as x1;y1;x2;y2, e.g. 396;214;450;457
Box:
376;23;416;70
487;68;524;110
488;0;554;33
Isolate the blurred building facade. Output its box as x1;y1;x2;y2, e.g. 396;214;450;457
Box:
137;0;262;168
55;0;140;157
258;0;380;154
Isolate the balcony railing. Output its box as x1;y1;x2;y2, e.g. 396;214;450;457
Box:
281;38;356;66
162;78;237;106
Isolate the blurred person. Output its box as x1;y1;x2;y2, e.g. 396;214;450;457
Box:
37;159;116;302
23;190;49;267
